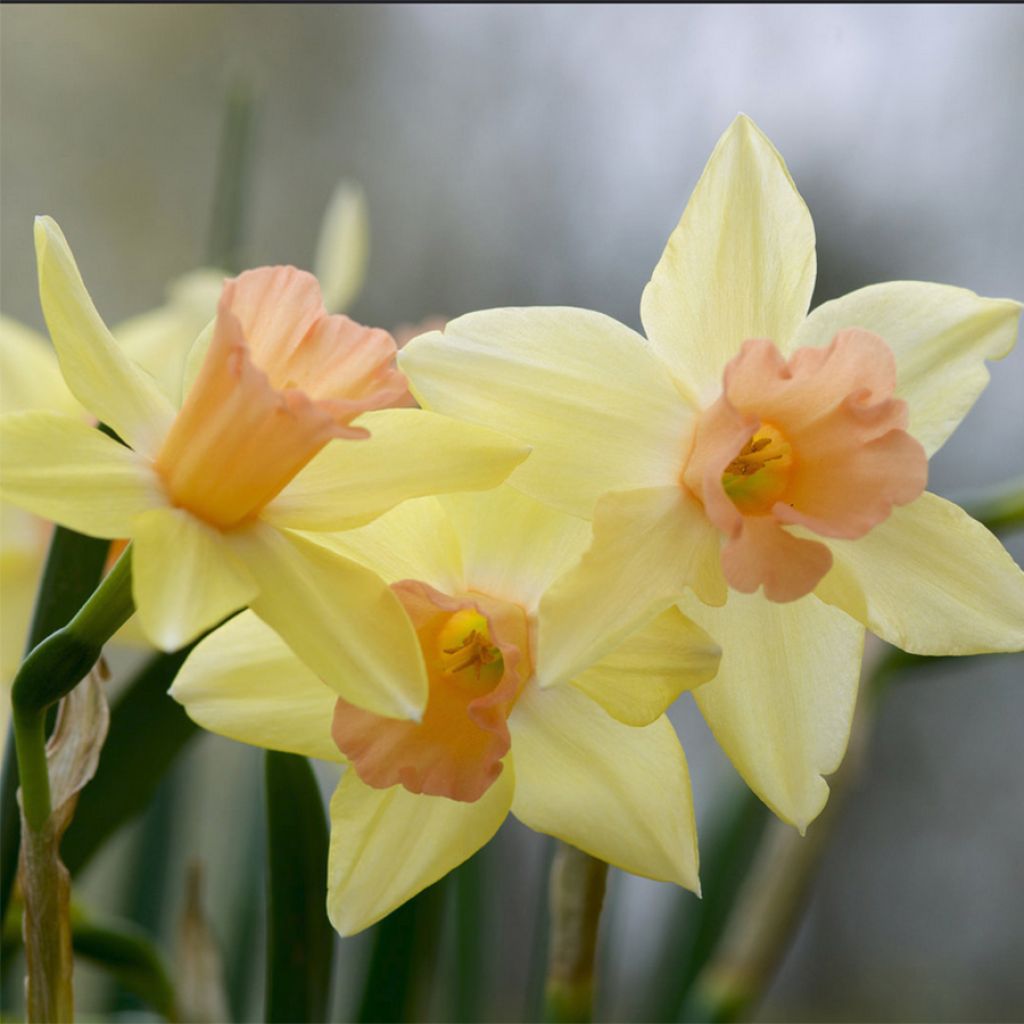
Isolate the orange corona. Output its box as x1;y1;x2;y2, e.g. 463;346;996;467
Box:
156;266;408;528
683;329;928;601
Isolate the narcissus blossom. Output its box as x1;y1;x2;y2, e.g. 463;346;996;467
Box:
0;179;373;681
401;115;1024;829
0;218;528;719
171;486;721;933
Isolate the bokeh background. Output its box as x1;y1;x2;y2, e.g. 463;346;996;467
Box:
2;5;1023;1021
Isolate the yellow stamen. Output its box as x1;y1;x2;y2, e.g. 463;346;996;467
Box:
726;434;784;476
722;423;793;515
442;629;501;677
437;609;503;684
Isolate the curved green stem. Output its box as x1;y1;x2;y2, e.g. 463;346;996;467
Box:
12;545;134;715
11;546;133;833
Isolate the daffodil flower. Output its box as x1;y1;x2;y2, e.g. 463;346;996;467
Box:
0;218;528;719
400;115;1024;829
170;485;721;933
0;180;372;675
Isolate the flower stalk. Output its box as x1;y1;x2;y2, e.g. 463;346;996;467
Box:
10;550;131;1020
544;843;609;1024
12;546;131;831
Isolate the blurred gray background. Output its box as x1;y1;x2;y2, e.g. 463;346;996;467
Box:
2;5;1023;1021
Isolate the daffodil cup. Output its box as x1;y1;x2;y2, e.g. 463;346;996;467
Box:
0;218;529;720
401;115;1024;830
171;485;722;934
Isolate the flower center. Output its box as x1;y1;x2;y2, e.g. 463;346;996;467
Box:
332;581;531;802
438;609;504;686
681;330;927;602
721;423;793;515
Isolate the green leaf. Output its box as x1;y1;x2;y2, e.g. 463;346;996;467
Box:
264;751;333;1023
72;912;179;1021
1;526;110;928
61;647;199;877
641;789;768;1023
451;850;486;1023
356;877;447;1023
207;83;257;273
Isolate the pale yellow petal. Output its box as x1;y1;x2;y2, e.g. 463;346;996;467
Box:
0;411;162;538
509;682;698;891
441;486;592;612
0;316;79;416
327;763;513;935
814;491;1024;655
314;497;464;594
132;507;258;651
537;486;726;689
313;180;368;314
400;308;692;518
170;611;341;761
572;607;721;726
640;115;816;406
679;589;864;832
231;524;428;720
262;409;530;532
114;269;223;404
34;217;176;455
790;282;1021;456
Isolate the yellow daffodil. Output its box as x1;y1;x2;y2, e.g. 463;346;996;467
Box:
0;180;372;676
171;485;722;933
0;218;528;719
401;115;1024;830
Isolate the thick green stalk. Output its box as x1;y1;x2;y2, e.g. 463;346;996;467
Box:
11;548;133;833
12;547;134;714
9;544;132;831
10;549;133;1021
1;528;111;927
543;844;609;1024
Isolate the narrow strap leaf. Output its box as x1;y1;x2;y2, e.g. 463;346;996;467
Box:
356;878;447;1023
72;912;179;1021
264;751;333;1023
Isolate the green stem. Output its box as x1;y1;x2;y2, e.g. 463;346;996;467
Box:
9;544;135;1019
12;710;50;833
11;545;133;831
543;844;609;1024
12;545;134;714
1;528;112;930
